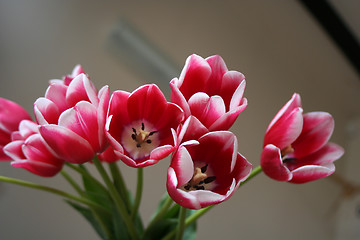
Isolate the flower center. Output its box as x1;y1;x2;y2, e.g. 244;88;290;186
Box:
121;121;159;160
281;145;294;158
182;164;216;191
131;122;158;148
281;145;298;170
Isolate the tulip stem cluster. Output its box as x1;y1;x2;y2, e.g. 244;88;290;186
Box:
92;157;140;240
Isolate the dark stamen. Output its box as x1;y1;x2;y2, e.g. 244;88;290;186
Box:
204;176;216;184
136;143;141;148
195;185;205;190
149;131;158;136
132;128;137;134
184;185;190;190
201;164;208;173
141;122;145;131
283;158;297;163
131;134;136;140
146;139;152;144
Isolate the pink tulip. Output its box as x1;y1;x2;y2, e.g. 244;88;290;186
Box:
106;84;184;168
34;67;99;125
35;66;110;164
4;120;64;177
170;54;247;131
0;97;32;160
261;93;344;183
167;117;252;209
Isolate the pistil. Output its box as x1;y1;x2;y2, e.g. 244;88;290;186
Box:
131;123;157;148
183;164;216;191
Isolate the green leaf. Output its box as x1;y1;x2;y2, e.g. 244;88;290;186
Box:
152;193;171;217
142;219;178;240
143;206;197;240
66;201;112;240
111;203;131;240
82;174;113;212
183;219;197;240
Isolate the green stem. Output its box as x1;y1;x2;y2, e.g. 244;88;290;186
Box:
60;170;84;196
0;176;108;213
240;165;262;185
175;206;187;240
92;157;139;240
131;168;143;221
147;194;173;228
65;162;108;194
108;162;131;209
60;170;112;239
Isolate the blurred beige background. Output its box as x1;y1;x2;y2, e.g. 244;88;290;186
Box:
0;1;359;239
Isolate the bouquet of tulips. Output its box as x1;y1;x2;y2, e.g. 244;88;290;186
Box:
0;54;344;240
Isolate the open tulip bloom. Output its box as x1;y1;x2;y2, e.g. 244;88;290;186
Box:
261;93;344;183
0;55;344;240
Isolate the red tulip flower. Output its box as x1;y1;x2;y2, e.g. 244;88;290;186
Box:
0;97;32;160
167;117;252;209
170;54;247;131
4;120;64;177
106;84;184;168
34;66;109;164
261;93;344;183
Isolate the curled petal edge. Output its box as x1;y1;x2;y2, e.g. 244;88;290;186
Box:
261;144;292;182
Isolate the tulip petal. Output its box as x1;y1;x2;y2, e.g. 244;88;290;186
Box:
264;107;303;149
167;167;200;209
39;125;95;164
267;93;302;131
209;98;248;131
152;102;184;134
204;55;228;96
0;97;31;133
17;120;38;139
3;140;26;161
11;160;62;177
34;97;60;124
97;146;120;163
105;129;124;154
261;144;292;181
177;54;212;100
127;84;168;124
289;163;335;184
58;101;100;151
108;90;131;137
44;83;68;112
114;150;158;168
177;116;209;144
149;144;174;162
286;143;344;171
171;146;195;187
187;189;225;210
97;85;110;150
306;142;344;165
19;134;64;176
66;74;98;107
228;76;246;111
170;78;191;118
188;93;226;128
292;112;335;158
